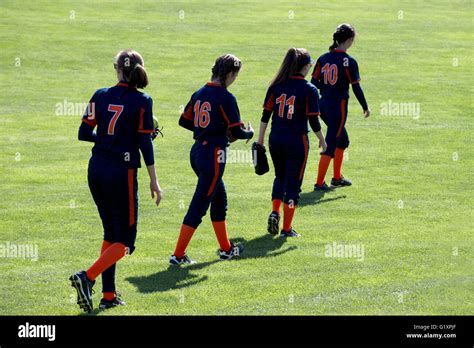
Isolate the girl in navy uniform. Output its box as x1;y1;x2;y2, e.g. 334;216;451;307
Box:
70;50;163;312
257;48;327;237
171;54;254;264
312;24;370;191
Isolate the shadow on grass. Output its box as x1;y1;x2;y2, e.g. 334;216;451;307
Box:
126;234;296;293
298;190;346;207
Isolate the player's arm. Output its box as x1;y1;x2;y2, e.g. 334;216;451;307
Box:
221;95;254;140
257;87;274;145
78;91;100;142
178;99;194;131
311;59;322;89
307;86;326;152
347;57;370;117
138;97;163;206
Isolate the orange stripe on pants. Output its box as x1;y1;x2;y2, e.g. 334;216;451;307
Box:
128;169;135;226
299;134;309;180
207;147;220;196
336;99;347;138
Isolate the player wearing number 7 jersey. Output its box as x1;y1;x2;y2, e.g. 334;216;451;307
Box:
312;23;370;191
70;50;163;313
257;48;327;237
171;54;254;265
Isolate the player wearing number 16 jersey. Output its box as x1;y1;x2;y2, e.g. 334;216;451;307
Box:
312;24;370;191
171;54;254;265
69;50;163;312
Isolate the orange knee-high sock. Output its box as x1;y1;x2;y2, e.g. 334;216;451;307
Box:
272;199;282;214
283;203;296;231
333;148;345;180
100;241;115;300
173;224;196;258
86;243;127;281
212;220;231;252
316;155;332;186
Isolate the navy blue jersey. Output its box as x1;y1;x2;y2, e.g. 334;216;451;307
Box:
181;83;242;146
82;82;154;168
262;75;320;136
311;50;360;100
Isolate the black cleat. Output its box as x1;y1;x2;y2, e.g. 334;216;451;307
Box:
314;182;334;192
99;292;126;310
331;176;352;188
218;243;244;260
280;228;301;238
267;211;280;235
69;271;95;313
169;254;196;265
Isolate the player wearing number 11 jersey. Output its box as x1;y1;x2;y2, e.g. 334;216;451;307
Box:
171;54;254;265
312;23;370;191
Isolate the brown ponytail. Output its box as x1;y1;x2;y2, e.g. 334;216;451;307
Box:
211;54;242;87
115;49;149;89
270;48;311;86
329;23;356;51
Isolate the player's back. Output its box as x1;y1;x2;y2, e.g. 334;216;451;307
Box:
189;83;238;146
88;83;153;167
264;76;319;137
312;50;360;100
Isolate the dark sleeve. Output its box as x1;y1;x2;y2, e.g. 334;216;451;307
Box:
352;83;368;111
138;97;154;134
79;90;100;142
345;57;361;85
260;109;272;123
309;115;321;133
78;122;96;142
230;124;254;140
262;86;275;112
179;98;194;131
311;59;322;89
220;94;242;128
137;133;155;166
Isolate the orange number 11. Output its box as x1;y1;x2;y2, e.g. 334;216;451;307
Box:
276;94;296;119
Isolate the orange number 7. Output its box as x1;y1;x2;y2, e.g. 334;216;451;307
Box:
107;104;124;135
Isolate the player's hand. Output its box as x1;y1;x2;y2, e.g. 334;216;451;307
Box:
319;139;327;154
150;180;163;207
246;122;254;144
364;109;371;118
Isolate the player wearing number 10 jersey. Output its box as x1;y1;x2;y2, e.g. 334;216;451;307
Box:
171;54;254;265
312;23;370;191
70;50;163;313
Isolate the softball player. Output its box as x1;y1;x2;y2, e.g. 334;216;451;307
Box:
70;49;163;312
257;48;327;237
312;23;370;191
171;54;254;264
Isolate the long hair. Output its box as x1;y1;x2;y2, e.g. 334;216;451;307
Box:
329;23;356;50
270;48;311;86
211;54;242;87
115;49;149;89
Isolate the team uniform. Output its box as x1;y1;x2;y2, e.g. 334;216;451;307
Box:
262;74;321;236
172;82;248;262
311;49;368;188
76;81;155;303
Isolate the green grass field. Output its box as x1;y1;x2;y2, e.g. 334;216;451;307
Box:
0;0;472;315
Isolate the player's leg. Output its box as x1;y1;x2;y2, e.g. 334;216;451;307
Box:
332;99;352;187
171;143;224;264
281;134;309;237
268;138;287;235
315;100;337;192
210;179;244;260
